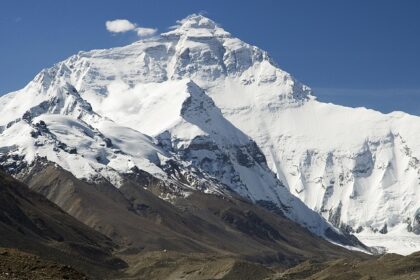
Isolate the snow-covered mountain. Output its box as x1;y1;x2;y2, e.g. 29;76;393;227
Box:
1;14;418;254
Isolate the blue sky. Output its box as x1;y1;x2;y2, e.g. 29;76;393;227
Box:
1;0;419;114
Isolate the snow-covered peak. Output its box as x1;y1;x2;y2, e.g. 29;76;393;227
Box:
1;14;389;252
162;14;231;38
176;14;218;30
32;15;311;110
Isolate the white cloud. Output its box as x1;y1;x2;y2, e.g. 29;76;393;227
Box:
136;27;157;37
106;19;136;33
105;19;157;37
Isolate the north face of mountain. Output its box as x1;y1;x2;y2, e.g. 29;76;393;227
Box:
28;14;419;253
0;76;346;243
1;14;419;253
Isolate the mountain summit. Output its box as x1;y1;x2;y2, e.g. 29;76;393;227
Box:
1;14;420;255
163;14;231;37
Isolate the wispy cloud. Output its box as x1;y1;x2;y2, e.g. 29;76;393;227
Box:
136;27;157;37
105;19;157;37
106;19;136;33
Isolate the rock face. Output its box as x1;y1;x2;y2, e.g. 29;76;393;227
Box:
0;14;419;253
21;161;368;264
0;170;125;278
